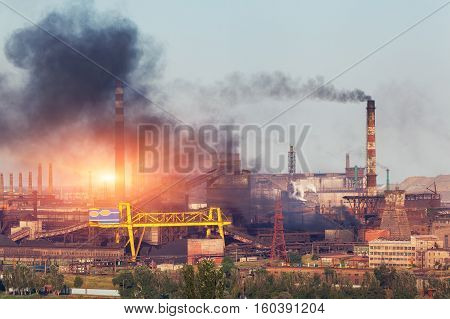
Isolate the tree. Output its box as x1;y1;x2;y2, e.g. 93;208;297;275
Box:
360;272;385;299
288;251;302;265
73;276;84;288
244;269;276;298
197;259;224;298
324;268;337;285
180;265;197;298
391;271;417;299
155;270;180;298
374;264;396;289
221;256;235;276
134;265;158;298
113;271;136;298
426;277;450;299
179;260;225;298
44;265;65;294
2;264;43;295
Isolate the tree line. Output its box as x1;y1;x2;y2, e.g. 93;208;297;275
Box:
1;259;449;298
1;264;65;295
110;258;450;299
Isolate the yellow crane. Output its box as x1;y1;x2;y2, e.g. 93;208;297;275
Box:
88;202;231;261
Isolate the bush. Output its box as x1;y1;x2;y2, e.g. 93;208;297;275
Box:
73;276;83;288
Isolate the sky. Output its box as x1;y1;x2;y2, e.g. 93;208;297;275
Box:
0;0;449;185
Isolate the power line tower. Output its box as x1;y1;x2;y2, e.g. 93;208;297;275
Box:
271;194;287;261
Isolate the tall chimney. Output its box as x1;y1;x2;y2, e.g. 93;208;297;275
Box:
345;153;350;169
38;163;43;195
115;80;125;200
9;173;13;193
366;100;377;196
288;145;296;175
48;163;53;194
28;171;33;193
0;173;4;195
18;173;23;194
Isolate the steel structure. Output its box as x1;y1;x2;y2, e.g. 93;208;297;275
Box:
89;202;231;261
343;194;384;222
270;198;287;261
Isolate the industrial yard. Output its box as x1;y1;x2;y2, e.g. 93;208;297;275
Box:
0;1;449;302
1;94;449;298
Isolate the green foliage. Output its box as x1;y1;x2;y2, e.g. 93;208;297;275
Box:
374;264;396;289
179;260;225;299
44;265;65;293
112;271;136;298
360;272;385;299
1;263;61;295
134;266;159;298
391;271;417;299
180;265;197;298
288;251;302;265
221;256;235;276
426;277;450;299
323;268;337;284
112;266;180;298
73;276;83;288
373;265;417;299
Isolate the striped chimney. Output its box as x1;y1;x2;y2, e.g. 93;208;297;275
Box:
0;173;4;195
18;172;23;194
366;100;377;196
9;173;13;193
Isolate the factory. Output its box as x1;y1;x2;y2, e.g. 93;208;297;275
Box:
1;84;449;272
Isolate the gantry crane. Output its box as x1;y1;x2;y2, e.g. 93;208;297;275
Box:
88;202;231;261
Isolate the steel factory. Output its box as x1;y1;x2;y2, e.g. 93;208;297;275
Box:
1;83;449;277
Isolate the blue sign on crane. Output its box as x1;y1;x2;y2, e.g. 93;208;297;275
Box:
88;208;120;224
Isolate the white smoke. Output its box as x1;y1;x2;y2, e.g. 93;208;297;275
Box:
289;180;317;201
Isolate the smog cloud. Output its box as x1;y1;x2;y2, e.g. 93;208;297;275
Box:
0;3;371;183
0;3;164;148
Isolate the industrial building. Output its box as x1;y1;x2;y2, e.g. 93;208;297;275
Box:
1;86;449;273
368;235;446;269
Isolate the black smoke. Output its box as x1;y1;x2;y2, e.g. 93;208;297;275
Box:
0;3;164;147
216;72;371;103
168;72;371;112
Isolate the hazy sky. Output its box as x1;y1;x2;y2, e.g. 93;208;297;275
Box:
0;0;449;184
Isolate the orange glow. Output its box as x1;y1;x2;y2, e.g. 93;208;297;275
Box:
101;173;115;183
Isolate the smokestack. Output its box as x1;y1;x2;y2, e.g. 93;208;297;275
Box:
9;173;13;193
366;99;377;196
18;173;23;194
115;80;125;200
288;145;296;175
48;163;53;194
345;153;350;169
0;173;4;195
38;163;43;195
28;171;33;193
